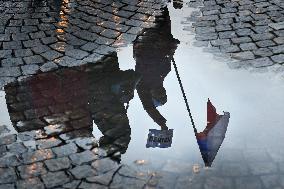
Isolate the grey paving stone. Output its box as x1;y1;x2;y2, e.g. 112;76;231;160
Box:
92;158;119;174
80;42;99;52
16;177;44;189
0;50;12;59
232;37;252;44
29;31;46;39
31;45;50;54
78;182;108;189
195;26;216;34
3;41;22;49
100;29;121;39
271;54;284;64
40;62;58;72
73;30;98;42
210;39;231;47
256;40;276;48
253;48;274;57
44;157;71;172
240;43;258;51
269;22;284;30
0;167;17;184
65;49;89;59
52;143;78;157
62;180;81;189
220;45;240;53
251;33;275;41
23;55;44;64
74;137;97;150
41;37;57;45
243;57;274;68
231;51;255;60
41;50;63;61
12;33;30;41
0;134;16;146
69;150;97;165
7;142;27;155
41;171;70;188
95;36;115;45
86;170;115;185
14;49;33;58
270;45;284;54
0;184;14;189
0;34;11;42
110;174;147;189
17;162;47;179
21;149;55;164
49;42;73;53
54;56;77;67
21;64;39;75
273;37;284;44
0;154;21;167
2;58;24;67
70;165;97;179
219;31;237;39
23;39;42;48
236;28;254;36
274;30;284;37
36;137;62;149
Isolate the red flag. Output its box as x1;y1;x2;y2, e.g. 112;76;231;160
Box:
207;98;219;127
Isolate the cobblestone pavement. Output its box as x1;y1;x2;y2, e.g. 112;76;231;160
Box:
0;0;167;87
1;0;284;189
186;0;284;70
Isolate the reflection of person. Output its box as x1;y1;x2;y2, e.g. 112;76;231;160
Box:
173;0;183;9
5;53;140;161
133;8;179;130
88;55;140;158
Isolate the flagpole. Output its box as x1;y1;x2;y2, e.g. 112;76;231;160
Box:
172;58;198;134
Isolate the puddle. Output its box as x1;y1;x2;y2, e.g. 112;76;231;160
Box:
1;1;284;186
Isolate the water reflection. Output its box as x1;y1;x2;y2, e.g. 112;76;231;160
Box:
133;8;179;130
1;6;229;167
4;53;139;161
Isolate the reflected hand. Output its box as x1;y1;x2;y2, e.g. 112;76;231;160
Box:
160;122;168;130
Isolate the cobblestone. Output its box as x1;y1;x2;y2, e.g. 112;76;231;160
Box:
271;54;284;64
1;1;284;189
41;171;70;188
69;150;97;165
17;162;47;179
16;177;45;189
52;143;78;157
44;157;71;172
70;165;97;179
187;0;284;70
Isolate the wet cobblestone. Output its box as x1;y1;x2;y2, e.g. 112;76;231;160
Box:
187;0;284;69
0;0;167;87
1;0;284;188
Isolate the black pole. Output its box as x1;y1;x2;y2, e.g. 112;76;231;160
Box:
172;58;198;134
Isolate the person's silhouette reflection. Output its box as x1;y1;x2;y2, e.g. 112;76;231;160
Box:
133;8;179;130
88;55;140;158
4;53;140;161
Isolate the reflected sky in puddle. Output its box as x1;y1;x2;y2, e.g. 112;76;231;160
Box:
1;1;284;174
